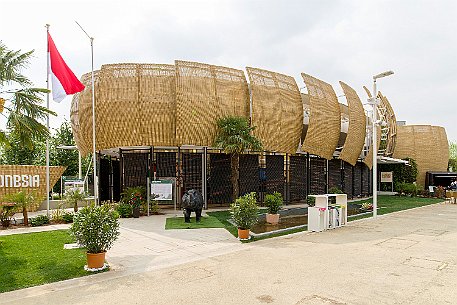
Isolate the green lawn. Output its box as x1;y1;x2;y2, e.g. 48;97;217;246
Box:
165;216;225;229
0;230;92;293
208;196;443;241
347;195;443;221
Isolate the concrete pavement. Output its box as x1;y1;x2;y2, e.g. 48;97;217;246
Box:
2;202;457;304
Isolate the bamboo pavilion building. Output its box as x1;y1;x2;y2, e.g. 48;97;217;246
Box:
70;61;449;206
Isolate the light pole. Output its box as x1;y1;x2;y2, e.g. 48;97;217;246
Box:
369;70;394;218
76;21;98;204
57;145;82;179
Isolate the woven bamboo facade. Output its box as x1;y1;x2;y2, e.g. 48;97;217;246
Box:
339;81;367;166
300;73;341;160
71;71;98;156
72;64;177;155
393;125;449;187
175;60;250;146
0;165;66;203
246;67;303;154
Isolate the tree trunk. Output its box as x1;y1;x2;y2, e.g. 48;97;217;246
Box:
231;154;240;201
74;201;78;212
22;207;28;226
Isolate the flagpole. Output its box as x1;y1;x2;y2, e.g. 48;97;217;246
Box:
76;21;98;204
45;24;51;217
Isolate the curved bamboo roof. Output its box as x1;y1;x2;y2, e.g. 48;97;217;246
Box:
300;73;341;160
246;67;303;154
339;81;367;166
175;60;250;146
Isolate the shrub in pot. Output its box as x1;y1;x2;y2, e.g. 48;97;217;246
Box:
70;204;120;269
230;192;259;240
264;192;283;225
121;186;145;218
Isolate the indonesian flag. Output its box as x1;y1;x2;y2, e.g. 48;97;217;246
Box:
47;33;85;102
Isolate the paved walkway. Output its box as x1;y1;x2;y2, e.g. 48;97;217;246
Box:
2;202;457;304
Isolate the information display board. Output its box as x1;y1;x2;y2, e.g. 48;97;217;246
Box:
151;180;173;200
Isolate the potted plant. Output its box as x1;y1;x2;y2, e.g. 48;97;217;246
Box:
264;192;283;225
64;188;86;212
70;204;120;269
122;187;145;218
230;192;259;240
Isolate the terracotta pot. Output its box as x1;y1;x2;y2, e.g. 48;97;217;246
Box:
266;213;280;225
238;228;250;240
86;252;106;269
133;206;140;218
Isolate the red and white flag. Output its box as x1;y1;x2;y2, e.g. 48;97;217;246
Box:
47;33;85;102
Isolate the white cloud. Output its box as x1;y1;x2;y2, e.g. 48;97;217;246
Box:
1;0;456;141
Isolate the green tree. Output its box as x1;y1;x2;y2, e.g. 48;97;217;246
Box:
214;116;262;201
0;132;45;165
3;191;38;226
0;41;55;148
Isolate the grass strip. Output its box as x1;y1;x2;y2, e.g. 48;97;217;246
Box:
165;216;225;229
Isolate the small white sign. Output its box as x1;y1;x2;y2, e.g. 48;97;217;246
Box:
151;180;173;200
380;172;393;183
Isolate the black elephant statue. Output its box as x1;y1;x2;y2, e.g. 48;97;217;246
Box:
182;189;204;223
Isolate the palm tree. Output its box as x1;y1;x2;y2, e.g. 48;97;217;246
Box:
3;191;38;226
214;116;262;201
0;41;55;149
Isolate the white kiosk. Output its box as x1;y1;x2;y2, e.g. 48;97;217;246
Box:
308;194;347;232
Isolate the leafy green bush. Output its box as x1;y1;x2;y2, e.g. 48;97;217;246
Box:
264;192;283;214
116;203;133;218
0;203;16;228
307;196;315;207
230;192;259;230
70;204;120;254
30;215;50;227
328;187;344;194
396;182;418;197
62;212;74;223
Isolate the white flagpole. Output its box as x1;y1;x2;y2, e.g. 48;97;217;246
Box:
76;21;98;204
45;24;51;217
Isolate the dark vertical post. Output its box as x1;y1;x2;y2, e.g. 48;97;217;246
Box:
325;159;329;194
119;148;123;194
352;163;355;199
341;160;345;192
306;153;310;198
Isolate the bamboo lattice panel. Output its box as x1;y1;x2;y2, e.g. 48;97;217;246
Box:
246;67;303;154
97;64;143;150
339;81;367;165
0;165;66;203
301;73;340;159
175;60;249;146
289;155;307;202
343;162;353;197
139;64;176;146
393;125;449;187
71;71;99;156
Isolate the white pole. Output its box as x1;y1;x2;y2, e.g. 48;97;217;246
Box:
45;24;50;218
76;21;97;204
372;79;377;218
78;151;82;180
